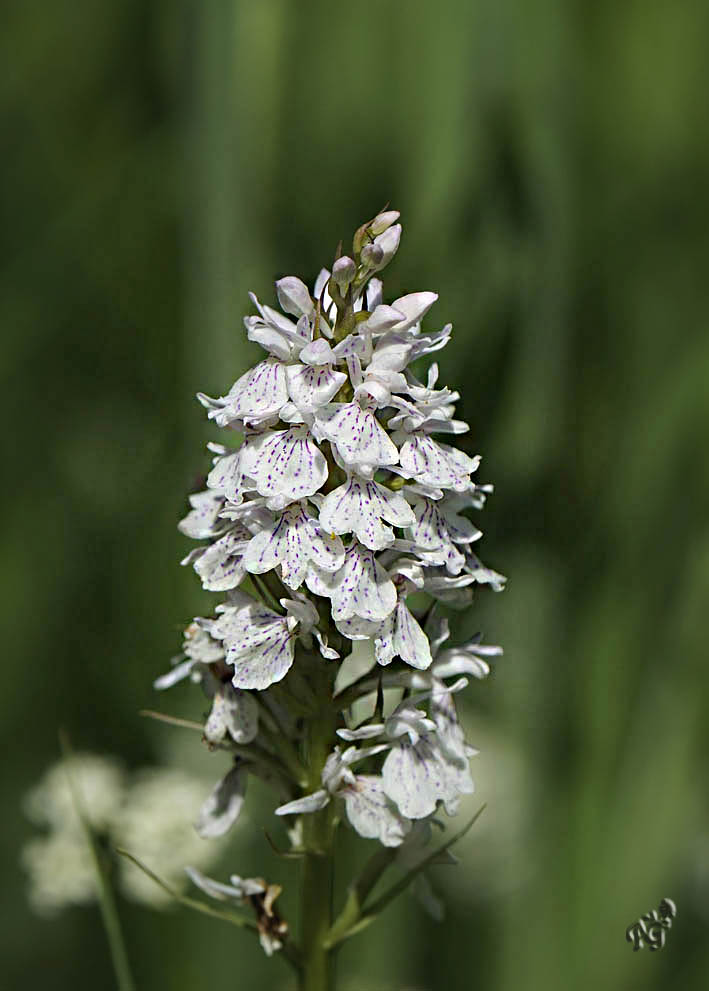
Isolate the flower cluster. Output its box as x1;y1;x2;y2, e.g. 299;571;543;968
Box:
22;755;226;914
156;210;504;919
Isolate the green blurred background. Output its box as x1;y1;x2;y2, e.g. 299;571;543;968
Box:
3;1;708;988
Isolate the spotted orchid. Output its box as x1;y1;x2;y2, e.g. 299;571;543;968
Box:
150;210;505;975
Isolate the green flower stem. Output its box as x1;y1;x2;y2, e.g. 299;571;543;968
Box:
257;722;309;787
59;732;135;991
299;668;338;991
300;807;335;990
250;574;284;613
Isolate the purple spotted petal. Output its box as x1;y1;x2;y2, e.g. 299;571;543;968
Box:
243;502;343;589
311;542;396;622
204;683;259;744
286;363;347;413
204;359;288;427
178;491;225;539
374;599;432;669
382;737;454;820
399;433;479;491
206;450;245;503
316;402;399;472
319;476;414;550
192;527;250;591
407;498;480;574
241;426;328;503
341;775;410;846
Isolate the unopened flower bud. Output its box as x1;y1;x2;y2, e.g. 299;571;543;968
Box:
372;224;401;271
275;276;315;319
332;255;356;291
369;210;400;236
361;242;384;269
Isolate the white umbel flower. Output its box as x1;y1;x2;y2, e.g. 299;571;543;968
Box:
22;757;227;913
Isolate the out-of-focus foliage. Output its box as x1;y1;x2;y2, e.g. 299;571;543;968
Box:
2;2;708;989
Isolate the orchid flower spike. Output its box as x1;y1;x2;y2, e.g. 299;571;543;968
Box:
153;209;506;965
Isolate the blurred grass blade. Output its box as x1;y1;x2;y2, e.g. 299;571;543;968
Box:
116;849;302;972
115;847;257;931
139;709;205;732
58;730;135;991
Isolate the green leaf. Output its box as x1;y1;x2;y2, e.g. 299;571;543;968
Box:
325;845;397;949
324;804;487;949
